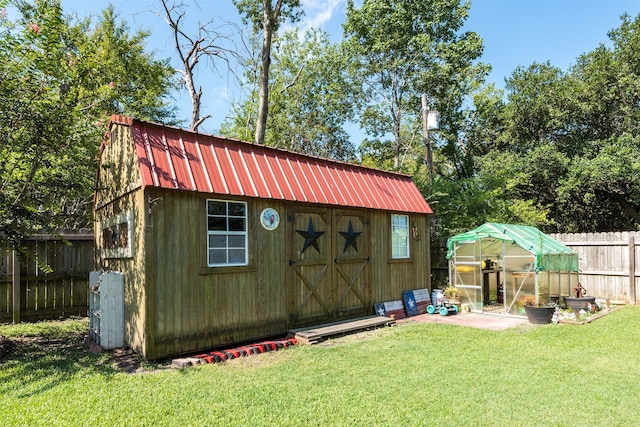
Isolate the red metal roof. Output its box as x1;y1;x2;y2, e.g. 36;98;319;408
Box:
108;115;432;214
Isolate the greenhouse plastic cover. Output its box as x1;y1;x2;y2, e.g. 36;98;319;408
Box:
447;223;579;272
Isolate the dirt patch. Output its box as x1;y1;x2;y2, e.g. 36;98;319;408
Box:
87;338;172;374
0;335;16;360
0;331;168;374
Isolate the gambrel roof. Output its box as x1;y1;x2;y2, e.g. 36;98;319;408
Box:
106;115;432;214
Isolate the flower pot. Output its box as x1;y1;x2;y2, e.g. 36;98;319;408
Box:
563;296;596;310
524;306;555;324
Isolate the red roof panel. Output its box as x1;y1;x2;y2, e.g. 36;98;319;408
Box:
182;136;212;192
110;116;432;214
199;143;226;194
164;129;192;190
132;126;155;187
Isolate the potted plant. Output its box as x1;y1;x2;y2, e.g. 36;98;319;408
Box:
443;285;462;311
522;295;556;324
443;285;461;302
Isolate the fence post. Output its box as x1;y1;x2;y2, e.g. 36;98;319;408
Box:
630;236;636;306
12;249;20;323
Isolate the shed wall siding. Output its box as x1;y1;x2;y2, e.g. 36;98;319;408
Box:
369;212;430;303
132;190;431;359
95;125;141;209
94;190;148;357
143;189;289;358
95;124;149;356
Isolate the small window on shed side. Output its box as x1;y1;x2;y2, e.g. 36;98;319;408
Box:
391;214;410;259
100;210;134;259
207;199;248;267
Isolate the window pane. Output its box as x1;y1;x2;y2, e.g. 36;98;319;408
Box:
119;222;128;248
228;235;245;248
393;246;409;258
228;249;246;264
209;249;226;265
228;202;245;216
208;201;226;216
208;217;226;231
391;214;410;259
228;218;245;231
392;215;407;227
393;226;408;237
209;235;226;248
102;228;111;248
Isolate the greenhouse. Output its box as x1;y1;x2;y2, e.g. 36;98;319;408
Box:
447;223;579;315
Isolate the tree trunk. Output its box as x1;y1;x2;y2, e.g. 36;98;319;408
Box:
255;2;275;145
184;57;201;131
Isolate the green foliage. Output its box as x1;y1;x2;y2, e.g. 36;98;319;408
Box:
0;0;177;253
446;13;640;234
223;28;358;161
232;0;303;33
424;176;490;236
557;134;640;230
343;0;488;168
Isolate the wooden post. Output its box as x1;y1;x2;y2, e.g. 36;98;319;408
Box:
12;249;20;323
630;236;636;305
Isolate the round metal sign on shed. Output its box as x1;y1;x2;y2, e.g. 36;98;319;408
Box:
260;208;280;230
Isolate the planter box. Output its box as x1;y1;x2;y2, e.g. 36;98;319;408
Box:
563;296;596;310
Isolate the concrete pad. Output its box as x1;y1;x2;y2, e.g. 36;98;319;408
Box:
399;312;528;331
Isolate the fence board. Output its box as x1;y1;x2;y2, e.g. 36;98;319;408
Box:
0;231;94;323
549;231;639;305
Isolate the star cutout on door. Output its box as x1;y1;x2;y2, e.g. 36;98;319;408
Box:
296;218;325;253
339;220;361;253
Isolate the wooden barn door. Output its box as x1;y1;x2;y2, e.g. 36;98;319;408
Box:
287;207;370;327
333;210;370;318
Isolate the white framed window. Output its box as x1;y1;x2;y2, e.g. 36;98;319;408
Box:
207;199;248;267
100;210;134;259
391;214;410;259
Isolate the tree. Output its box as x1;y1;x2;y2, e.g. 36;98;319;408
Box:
558;135;640;231
222;28;358;161
233;0;302;145
460;13;640;233
0;0;176;254
159;0;239;131
342;0;487;170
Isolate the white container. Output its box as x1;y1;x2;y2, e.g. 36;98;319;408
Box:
89;271;124;349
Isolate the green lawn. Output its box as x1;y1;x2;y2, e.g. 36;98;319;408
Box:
1;307;640;426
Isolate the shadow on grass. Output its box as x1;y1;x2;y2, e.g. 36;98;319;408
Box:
0;319;160;398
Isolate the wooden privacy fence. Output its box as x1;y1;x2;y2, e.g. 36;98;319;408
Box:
549;231;639;305
0;231;94;323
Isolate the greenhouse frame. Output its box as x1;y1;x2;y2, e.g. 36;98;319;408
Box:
447;223;580;315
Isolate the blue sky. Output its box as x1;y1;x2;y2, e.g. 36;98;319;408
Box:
57;0;640;136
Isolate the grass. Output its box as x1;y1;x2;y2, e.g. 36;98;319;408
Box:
2;308;640;426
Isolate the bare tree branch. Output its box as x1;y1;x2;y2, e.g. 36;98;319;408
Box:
158;0;241;132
